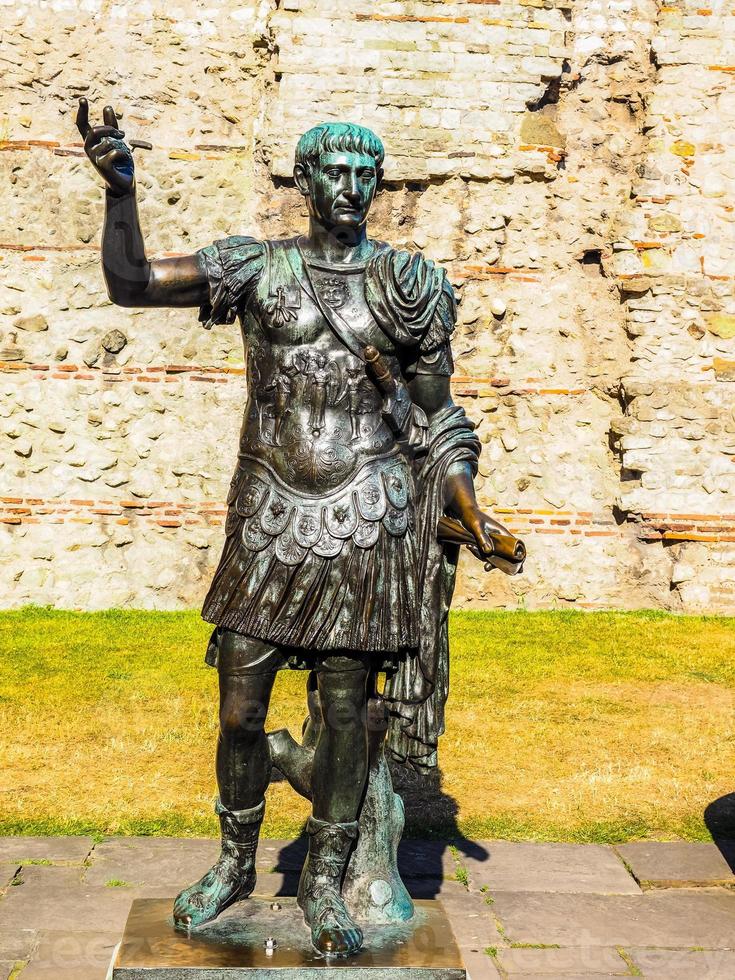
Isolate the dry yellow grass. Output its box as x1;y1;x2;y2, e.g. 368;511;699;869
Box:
1;607;733;841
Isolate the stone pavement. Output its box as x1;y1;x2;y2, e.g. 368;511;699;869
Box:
0;836;733;979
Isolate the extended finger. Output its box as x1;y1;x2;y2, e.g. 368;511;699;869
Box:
103;105;119;129
76;97;90;139
472;521;495;557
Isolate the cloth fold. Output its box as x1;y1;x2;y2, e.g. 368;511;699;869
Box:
364;247;456;356
383;404;481;770
198;236;264;329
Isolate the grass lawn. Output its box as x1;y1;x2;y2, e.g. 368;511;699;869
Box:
1;607;733;843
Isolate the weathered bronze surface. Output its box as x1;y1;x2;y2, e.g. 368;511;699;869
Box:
111;897;465;978
80;101;524;963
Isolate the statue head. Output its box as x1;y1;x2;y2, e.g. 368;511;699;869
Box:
293;122;384;240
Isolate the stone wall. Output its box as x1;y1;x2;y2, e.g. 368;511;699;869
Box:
1;0;734;613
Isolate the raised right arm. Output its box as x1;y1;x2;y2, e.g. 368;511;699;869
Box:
77;98;207;309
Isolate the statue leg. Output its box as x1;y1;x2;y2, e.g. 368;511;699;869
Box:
342;686;414;923
269;671;414;925
173;666;276;930
297;657;368;957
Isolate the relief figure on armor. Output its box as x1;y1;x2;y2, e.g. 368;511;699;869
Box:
77;98;525;959
263;352;298;446
305;351;336;435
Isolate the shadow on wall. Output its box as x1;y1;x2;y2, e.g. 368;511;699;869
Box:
272;764;488;898
704;793;735;873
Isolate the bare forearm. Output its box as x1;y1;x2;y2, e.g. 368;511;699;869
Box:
101;189;151;305
101;190;207;308
79;99;207;310
443;461;478;517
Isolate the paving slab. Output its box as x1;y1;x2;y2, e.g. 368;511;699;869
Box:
627;947;735;978
507;974;622;980
403;875;479;900
491;887;735;948
464;951;502;979
497;946;629;975
255;837;307;872
438;887;503;980
91;836;461;880
19;966;110;979
465;843;639;895
21;928;119;978
250;870;301;897
0;866;136;935
0;927;37;960
0;837;93;865
616;841;735;887
400;839;487;880
84;837;219;890
0;963;14;980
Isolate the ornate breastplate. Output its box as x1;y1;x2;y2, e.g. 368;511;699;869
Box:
226;454;414;564
237;240;403;496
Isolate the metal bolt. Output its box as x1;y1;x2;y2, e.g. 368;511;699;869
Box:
264;936;277;955
270;902;281;911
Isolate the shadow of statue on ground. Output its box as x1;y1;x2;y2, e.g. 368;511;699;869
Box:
704;793;735;872
390;761;489;898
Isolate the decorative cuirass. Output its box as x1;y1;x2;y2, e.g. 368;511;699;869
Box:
233;239;414;557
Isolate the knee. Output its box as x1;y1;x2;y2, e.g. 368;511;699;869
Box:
318;674;368;733
219;695;267;741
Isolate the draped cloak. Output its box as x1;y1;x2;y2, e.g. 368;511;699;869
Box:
362;247;481;770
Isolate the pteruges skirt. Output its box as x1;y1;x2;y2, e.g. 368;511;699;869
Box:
201;516;420;655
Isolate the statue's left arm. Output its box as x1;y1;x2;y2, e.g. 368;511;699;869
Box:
408;372;509;560
364;245;513;560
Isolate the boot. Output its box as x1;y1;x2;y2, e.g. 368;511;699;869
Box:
297;816;363;957
173;797;264;930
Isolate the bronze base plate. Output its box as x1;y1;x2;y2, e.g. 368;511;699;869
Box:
110;896;466;978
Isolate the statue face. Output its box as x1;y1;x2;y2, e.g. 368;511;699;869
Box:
299;151;379;235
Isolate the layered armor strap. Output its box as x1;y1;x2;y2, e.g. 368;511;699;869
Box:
229;455;414;562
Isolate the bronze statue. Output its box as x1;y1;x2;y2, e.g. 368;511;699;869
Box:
77;99;524;959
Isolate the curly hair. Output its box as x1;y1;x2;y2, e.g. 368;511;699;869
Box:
295;122;384;171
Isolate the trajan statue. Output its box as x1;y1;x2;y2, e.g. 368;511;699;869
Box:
77;99;524;959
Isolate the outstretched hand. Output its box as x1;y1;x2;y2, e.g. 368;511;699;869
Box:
76;98;135;196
